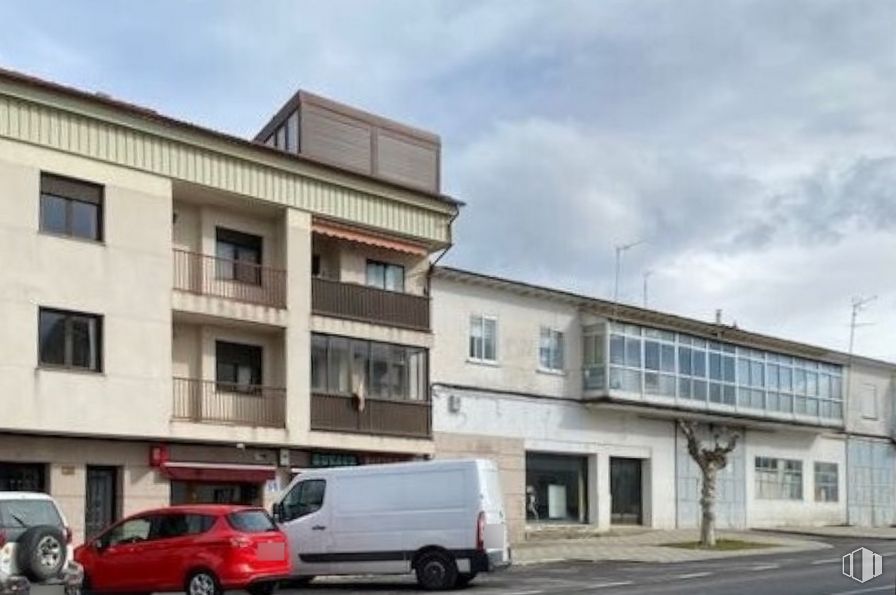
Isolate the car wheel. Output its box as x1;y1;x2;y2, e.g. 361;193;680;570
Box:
247;582;277;595
454;572;478;588
16;525;67;582
186;570;222;595
415;551;457;591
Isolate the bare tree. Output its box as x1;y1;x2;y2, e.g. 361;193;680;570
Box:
678;420;740;547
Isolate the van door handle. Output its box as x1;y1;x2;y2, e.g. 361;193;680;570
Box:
312;525;327;531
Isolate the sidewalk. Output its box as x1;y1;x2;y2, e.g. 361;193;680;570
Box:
758;525;896;540
513;529;829;565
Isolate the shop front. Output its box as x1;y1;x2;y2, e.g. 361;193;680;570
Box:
525;452;589;524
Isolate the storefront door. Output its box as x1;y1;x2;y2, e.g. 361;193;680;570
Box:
85;466;118;539
610;457;643;525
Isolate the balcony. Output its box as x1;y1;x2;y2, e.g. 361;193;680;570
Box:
173;249;286;308
311;277;430;331
310;393;431;438
172;377;286;428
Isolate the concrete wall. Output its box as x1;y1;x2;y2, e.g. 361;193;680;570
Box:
432;386;678;539
433;432;526;543
745;430;847;527
431;277;582;399
846;361;895;439
0;139;174;439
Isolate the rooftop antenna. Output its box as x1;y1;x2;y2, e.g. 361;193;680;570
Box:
642;270;653;308
848;295;877;357
612;239;645;323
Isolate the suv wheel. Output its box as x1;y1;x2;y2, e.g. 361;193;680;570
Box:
17;525;66;582
186;570;222;595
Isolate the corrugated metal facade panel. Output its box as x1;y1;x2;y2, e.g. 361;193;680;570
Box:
0;94;451;245
377;131;439;192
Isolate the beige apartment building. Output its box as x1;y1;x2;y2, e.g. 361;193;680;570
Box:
0;69;458;542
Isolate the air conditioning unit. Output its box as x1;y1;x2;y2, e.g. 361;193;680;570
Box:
448;394;462;413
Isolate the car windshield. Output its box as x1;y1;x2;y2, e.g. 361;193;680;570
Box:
0;500;62;540
227;510;276;533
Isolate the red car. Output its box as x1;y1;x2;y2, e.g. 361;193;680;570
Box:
75;505;289;595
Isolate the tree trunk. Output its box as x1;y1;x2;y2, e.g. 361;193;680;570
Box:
700;465;717;547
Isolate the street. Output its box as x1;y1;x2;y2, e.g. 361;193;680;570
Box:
280;535;896;595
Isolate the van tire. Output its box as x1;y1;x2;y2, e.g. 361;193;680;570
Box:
415;551;457;591
455;572;477;588
247;581;277;595
280;577;314;588
16;525;67;582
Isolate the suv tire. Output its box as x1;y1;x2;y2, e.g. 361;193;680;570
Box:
16;525;66;582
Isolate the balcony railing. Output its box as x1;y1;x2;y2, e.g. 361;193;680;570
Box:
310;393;431;438
172;377;286;428
311;277;430;331
173;249;287;308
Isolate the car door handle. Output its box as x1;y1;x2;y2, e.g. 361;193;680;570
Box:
311;525;327;531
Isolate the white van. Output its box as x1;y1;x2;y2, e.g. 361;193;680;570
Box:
273;459;510;590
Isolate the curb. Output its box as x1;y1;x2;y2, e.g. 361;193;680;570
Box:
756;528;896;541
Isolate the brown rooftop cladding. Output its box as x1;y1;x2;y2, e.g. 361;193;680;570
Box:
256;90;441;194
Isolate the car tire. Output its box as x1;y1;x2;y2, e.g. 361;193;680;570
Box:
185;570;222;595
16;525;67;582
454;572;478;588
247;582;277;595
415;551;458;591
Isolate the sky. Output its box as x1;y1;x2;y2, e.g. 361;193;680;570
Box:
1;0;894;360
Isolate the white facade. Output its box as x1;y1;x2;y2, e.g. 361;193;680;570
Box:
430;269;895;543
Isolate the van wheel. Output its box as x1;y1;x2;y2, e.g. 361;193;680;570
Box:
247;581;277;595
415;551;457;591
455;572;478;588
186;570;222;595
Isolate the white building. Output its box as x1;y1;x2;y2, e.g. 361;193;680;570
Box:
430;267;895;544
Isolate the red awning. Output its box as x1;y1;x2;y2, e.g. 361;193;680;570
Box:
313;220;429;256
160;463;275;484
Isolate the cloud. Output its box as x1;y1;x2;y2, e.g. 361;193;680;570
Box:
0;0;894;359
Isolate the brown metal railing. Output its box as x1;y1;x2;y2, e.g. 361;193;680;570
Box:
172;377;286;428
311;277;430;331
310;393;431;438
173;249;286;308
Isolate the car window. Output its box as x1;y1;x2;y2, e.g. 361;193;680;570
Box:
150;514;216;540
0;500;62;541
228;510;276;533
102;516;152;547
281;480;326;522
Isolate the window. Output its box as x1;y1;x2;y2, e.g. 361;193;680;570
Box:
814;462;838;502
215;228;262;285
366;260;405;292
0;463;46;492
280;480;326;522
227;510;277;532
539;327;564;371
311;254;321;277
215;341;262;389
526;452;588;523
152;514;215;539
755;457;802;500
101;516;152;547
469;315;497;362
861;384;879;419
39;173;103;241
38;308;102;372
310;334;428;401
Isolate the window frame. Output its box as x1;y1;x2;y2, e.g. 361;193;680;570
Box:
468;314;498;364
813;462;839;503
39;172;104;242
215;227;263;285
754;456;803;500
37;307;103;373
365;259;406;292
215;340;263;391
280;479;326;522
538;327;565;372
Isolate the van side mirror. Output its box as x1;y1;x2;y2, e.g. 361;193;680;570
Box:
271;502;283;522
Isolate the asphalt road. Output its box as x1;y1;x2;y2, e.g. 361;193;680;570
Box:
282;535;896;595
